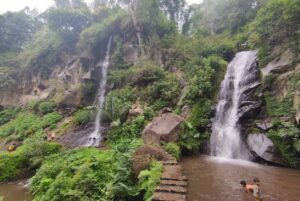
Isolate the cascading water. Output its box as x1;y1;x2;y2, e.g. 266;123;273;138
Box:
84;37;112;147
210;51;258;159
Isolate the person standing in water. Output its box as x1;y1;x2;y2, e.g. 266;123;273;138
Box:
240;178;262;201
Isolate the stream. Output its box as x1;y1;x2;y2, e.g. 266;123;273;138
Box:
180;155;300;201
0;182;32;201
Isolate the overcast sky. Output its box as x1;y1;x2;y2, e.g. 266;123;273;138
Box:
0;0;202;14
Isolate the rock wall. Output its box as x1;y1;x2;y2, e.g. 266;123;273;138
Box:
0;52;97;108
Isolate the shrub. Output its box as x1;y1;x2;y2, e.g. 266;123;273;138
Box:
188;99;211;129
163;142;180;160
138;160;163;201
268;122;300;168
38;101;56;114
30;139;142;201
265;93;295;118
178;121;209;154
107;115;145;143
0;140;61;182
0;107;21;126
74;109;92;125
148;74;181;109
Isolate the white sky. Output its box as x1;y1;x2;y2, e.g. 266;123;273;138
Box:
0;0;202;14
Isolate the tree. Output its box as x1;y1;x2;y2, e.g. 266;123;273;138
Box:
0;9;41;53
46;7;91;49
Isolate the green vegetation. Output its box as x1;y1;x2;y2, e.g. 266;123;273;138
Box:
0;112;62;141
30;139;143;201
162;142;181;160
74;109;93;126
0;107;21;126
0;0;299;200
179;121;206;153
268;122;300;168
265;93;295;118
0;140;61;182
138;160;163;201
38;101;56;114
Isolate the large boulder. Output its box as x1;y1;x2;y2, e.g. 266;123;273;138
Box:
247;133;287;166
132;145;172;178
142;113;184;145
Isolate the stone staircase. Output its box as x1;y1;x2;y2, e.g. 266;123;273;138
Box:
152;158;187;201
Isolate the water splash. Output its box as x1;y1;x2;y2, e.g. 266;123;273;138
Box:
84;37;112;147
210;51;258;159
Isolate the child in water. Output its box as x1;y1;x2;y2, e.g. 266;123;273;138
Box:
240;178;262;201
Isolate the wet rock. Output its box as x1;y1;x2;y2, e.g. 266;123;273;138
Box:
238;101;261;120
152;192;186;201
255;120;273;131
142;113;184;145
247;133;287;166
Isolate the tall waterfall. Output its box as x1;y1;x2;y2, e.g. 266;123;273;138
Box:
84;37;112;147
210;51;258;159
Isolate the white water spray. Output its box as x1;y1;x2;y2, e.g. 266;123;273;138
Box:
84;37;112;147
210;51;258;159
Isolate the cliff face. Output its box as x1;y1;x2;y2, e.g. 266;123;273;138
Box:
0;52;97;108
245;49;300;167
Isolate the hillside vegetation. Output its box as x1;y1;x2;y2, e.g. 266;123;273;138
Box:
0;0;299;200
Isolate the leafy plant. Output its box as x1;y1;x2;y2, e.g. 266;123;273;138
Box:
38;101;56;114
74;109;93;126
0;140;61;182
138;160;163;201
163;142;180;160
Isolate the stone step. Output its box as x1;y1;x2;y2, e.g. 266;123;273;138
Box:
162;160;178;165
160;180;187;187
155;185;187;194
161;166;187;181
152;192;186;201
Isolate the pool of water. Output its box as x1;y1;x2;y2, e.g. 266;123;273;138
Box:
180;155;300;201
0;182;32;201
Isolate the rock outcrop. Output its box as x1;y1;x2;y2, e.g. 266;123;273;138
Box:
142;113;184;145
261;50;295;77
132;145;172;178
0;52;96;107
247;133;287;166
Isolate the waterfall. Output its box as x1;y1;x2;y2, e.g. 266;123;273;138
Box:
210;51;258;159
84;37;112;147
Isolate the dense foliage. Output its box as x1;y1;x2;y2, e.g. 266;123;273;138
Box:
0;140;61;182
0;0;300;200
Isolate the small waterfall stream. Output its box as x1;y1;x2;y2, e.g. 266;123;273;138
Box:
84;37;112;147
210;51;258;159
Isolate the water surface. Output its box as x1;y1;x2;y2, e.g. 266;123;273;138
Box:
180;155;300;201
0;182;32;201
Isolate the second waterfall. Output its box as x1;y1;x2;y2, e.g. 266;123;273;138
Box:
84;37;112;147
210;51;259;160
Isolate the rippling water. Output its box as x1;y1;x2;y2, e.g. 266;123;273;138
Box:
180;155;300;201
